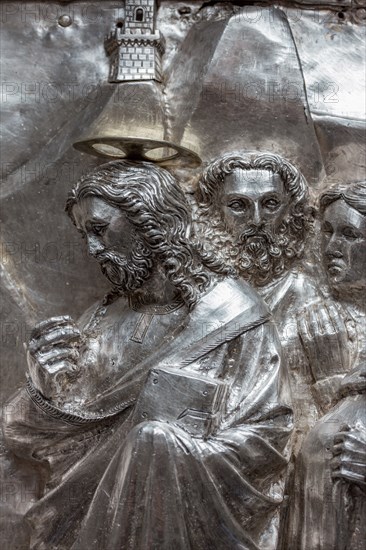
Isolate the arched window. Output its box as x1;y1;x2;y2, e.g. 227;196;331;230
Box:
135;8;144;22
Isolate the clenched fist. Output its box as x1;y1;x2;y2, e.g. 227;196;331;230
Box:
26;315;82;401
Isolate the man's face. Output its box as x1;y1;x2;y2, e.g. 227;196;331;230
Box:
212;168;297;285
221;169;289;236
72;196;153;291
322;199;366;291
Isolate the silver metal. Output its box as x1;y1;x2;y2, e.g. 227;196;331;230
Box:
1;1;365;548
194;152;322;459
286;181;366;549
194;154;366;548
3;161;292;549
105;0;165;83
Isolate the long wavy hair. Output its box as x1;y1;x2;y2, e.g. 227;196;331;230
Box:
66;160;212;309
195;152;312;285
320;181;366;216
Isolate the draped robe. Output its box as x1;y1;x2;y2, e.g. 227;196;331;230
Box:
258;269;322;451
288;389;366;549
3;278;292;550
286;306;366;550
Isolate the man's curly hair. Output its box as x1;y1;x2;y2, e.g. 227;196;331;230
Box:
66;160;212;309
195;152;313;286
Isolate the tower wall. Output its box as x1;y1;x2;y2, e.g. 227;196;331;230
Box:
107;0;163;83
112;43;162;81
124;0;156;34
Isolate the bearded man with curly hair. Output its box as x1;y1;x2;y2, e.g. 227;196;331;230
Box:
3;160;292;550
195;152;325;447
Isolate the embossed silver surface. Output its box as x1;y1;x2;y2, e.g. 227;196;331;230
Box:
1;1;365;549
4;161;293;549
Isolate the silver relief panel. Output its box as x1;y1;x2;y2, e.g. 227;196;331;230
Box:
0;1;365;549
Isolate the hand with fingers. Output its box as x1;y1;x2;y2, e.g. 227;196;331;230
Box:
297;299;356;382
331;423;366;490
26;315;83;401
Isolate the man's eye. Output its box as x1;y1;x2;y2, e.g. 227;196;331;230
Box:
92;225;107;236
322;224;333;235
264;199;280;210
228;201;245;211
343;228;359;240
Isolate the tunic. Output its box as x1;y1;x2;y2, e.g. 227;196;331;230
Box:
4;278;292;550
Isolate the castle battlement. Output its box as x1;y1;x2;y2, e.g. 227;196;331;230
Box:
105;0;164;83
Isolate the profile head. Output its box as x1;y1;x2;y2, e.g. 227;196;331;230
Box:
66;160;210;308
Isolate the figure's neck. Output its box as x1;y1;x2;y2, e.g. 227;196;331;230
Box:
130;265;181;309
256;267;290;292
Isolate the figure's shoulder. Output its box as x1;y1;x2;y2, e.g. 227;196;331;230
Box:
199;276;269;319
226;277;268;309
258;269;323;316
290;270;322;305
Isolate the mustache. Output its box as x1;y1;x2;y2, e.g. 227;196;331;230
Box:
229;223;295;285
95;251;127;267
194;208;307;286
236;225;282;257
96;246;154;292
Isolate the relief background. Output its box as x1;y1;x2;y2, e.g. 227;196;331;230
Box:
0;0;365;413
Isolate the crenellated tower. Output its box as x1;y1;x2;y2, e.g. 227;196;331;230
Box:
105;0;165;83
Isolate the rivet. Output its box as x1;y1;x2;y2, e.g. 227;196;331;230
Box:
356;8;366;20
58;14;72;27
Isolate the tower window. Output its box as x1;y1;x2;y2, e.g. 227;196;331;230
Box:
135;8;144;22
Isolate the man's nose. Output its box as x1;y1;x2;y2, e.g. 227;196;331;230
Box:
252;203;262;226
86;235;105;257
325;234;343;258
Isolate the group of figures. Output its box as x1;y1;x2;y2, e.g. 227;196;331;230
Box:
3;152;365;549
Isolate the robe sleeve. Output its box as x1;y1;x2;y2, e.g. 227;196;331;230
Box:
222;319;292;440
2;386;122;489
2;316;293;550
197;319;293;497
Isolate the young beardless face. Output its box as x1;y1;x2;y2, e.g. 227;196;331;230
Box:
322;199;366;292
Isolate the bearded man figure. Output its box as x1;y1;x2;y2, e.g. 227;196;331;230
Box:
195;152;322;451
195;154;309;288
3;160;292;550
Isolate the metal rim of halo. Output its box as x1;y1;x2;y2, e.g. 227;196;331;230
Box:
73;137;202;168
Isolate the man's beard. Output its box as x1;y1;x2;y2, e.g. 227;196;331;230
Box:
195;212;305;287
232;224;296;286
96;242;154;293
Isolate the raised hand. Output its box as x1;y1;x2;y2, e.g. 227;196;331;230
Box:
26;315;82;401
331;424;366;489
297;300;356;382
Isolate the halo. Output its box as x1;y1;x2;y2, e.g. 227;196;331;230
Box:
73;137;201;167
